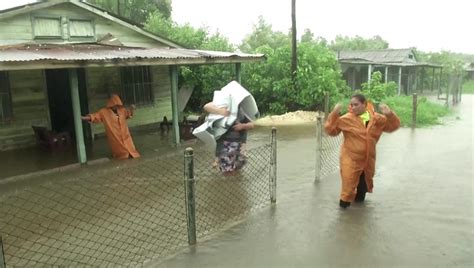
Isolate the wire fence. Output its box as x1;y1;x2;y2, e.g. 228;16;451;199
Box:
0;132;275;267
193;145;272;238
320;134;342;178
315;116;343;181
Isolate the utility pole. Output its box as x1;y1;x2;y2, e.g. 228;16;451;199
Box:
117;0;121;16
291;0;297;92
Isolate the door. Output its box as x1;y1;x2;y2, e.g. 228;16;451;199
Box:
45;69;91;141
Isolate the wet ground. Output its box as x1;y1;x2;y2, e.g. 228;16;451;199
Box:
156;96;473;268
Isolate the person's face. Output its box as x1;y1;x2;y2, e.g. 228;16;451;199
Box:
350;97;366;115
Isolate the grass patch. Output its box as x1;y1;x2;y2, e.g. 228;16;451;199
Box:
384;96;450;127
462;80;474;94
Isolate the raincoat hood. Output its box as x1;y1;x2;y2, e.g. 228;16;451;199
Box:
106;94;123;108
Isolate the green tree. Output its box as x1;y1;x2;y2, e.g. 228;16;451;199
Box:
87;0;172;24
145;11;207;48
239;16;289;52
330;35;389;51
242;42;349;114
146;13;236;111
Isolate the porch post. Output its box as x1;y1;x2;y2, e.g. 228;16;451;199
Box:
69;69;87;164
368;64;372;82
439;68;443;92
352;67;357;90
420;67;425;93
431;68;435;92
235;63;242;84
398;66;402;95
384;66;388;83
170;65;180;145
414;68;418;93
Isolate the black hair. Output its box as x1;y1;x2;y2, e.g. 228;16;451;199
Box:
351;93;366;104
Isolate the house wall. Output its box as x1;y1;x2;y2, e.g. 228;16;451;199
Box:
0;2;169;48
0;3;175;151
0;65;172;151
0;70;49;150
85;66;172;136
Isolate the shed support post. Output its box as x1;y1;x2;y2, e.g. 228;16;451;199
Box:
398;67;402;95
368;64;372;82
235;63;242;84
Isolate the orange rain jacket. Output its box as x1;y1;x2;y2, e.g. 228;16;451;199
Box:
325;103;400;202
88;95;140;159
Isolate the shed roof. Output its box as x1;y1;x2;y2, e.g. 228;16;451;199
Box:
0;43;265;71
464;62;474;71
338;49;442;68
338;49;415;63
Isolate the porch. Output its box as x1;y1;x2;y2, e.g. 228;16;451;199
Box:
0;124;181;180
0;42;264;170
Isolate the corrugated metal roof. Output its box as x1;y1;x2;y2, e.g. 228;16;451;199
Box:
464;63;474;71
338;49;442;68
339;59;442;68
338;49;415;63
0;43;264;63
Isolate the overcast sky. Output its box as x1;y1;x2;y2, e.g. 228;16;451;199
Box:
1;0;472;53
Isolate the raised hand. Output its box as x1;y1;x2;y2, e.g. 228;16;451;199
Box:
379;103;392;116
333;103;343;114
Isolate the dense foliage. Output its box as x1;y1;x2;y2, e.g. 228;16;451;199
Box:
146;14;350;114
360;71;397;103
87;0;172;23
330;35;389;51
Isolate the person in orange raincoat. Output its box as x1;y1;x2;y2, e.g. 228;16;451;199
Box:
325;93;400;208
81;94;140;159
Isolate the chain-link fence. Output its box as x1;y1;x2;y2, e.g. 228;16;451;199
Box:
0;131;276;267
315;116;343;181
193;145;273;238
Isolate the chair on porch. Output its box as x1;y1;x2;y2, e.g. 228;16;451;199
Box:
32;126;71;150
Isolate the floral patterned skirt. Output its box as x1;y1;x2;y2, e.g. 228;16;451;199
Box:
218;141;247;173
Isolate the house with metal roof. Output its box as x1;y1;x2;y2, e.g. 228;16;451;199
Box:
337;48;442;94
464;62;474;80
0;0;264;165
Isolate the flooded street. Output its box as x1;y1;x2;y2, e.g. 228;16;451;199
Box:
158;96;473;268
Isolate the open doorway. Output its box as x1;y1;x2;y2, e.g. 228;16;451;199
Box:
45;69;91;142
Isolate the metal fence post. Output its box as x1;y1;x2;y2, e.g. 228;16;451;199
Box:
270;127;277;203
412;93;417;129
324;92;330;120
315;116;323;182
0;236;5;268
184;148;196;245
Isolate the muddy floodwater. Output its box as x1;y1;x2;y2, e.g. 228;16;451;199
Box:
157;96;473;268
